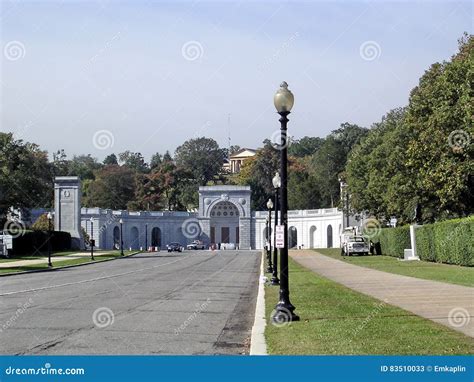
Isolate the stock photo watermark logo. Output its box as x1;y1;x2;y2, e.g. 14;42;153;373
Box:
175;298;211;336
92;130;115;150
92;307;115;328
270;130;292;151
0;297;33;333
181;41;204;61
270;307;293;328
359;41;381;61
3;40;26;61
448;307;470;328
3;220;26;238
181;218;203;239
448;130;471;152
362;218;382;239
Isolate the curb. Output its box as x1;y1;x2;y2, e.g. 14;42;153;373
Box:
0;251;142;278
249;250;268;355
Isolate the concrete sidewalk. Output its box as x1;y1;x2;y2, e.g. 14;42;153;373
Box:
290;250;474;338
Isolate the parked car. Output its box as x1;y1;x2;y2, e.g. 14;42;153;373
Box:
341;236;369;256
186;240;206;250
166;242;184;252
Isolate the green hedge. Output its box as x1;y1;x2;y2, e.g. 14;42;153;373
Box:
373;226;411;259
10;231;72;256
415;217;473;266
372;217;473;266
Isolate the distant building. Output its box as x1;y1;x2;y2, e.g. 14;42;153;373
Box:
27;178;347;251
227;148;256;174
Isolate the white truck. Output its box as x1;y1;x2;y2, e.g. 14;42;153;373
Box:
341;235;370;256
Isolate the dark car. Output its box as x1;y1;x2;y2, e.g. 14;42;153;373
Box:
166;242;184;252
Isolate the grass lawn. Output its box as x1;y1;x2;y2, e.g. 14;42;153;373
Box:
264;258;473;355
314;248;473;287
0;250;135;275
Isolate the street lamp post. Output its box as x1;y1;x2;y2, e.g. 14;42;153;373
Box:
90;217;95;261
119;218;124;256
271;172;280;286
339;179;349;228
46;212;53;267
272;82;299;323
265;217;272;272
266;198;274;273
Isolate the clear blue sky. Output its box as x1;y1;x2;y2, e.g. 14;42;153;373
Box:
1;1;471;161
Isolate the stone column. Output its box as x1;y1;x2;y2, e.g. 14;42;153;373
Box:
239;217;251;250
54;176;83;249
199;218;211;247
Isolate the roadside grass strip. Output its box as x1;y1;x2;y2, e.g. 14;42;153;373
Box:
315;248;473;287
264;258;473;355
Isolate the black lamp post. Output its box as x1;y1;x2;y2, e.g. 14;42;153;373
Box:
265;217;272;272
266;198;274;273
46;212;53;267
90;217;95;261
272;82;299;323
119;218;124;256
339;179;349;228
271;172;280;286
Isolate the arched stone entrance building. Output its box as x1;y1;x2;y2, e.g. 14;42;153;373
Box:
198;186;251;250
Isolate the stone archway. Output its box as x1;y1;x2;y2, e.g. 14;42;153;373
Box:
327;225;333;248
209;201;240;246
130;226;139;249
113;226;120;249
289;226;297;248
151;227;161;247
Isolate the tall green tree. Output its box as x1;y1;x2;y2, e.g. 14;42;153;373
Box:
84;165;136;209
288;136;324;158
174;137;225;186
118;151;149;173
0;133;52;221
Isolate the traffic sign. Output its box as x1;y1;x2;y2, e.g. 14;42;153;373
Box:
275;225;285;248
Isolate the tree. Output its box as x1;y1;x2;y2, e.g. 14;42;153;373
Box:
345;34;473;223
346;108;408;220
0;133;52;222
288;136;324;157
402;34;473;221
174;137;226;186
68;155;102;180
238;140;280;210
103;153;118;165
288;157;321;210
309;123;368;207
84;165;136;209
118;151;149;173
31;213;51;231
150;152;163;170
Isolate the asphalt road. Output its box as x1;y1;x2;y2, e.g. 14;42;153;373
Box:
0;250;261;355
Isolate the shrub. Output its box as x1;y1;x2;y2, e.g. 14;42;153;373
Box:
416;217;473;266
10;231;71;256
373;226;410;258
373;216;473;266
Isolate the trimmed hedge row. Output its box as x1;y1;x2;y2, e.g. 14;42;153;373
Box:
10;230;72;256
373;226;411;259
372;217;473;266
415;217;473;266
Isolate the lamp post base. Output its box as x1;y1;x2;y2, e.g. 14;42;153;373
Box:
270;276;280;285
271;304;300;324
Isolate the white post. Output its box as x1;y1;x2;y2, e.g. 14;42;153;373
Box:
410;224;417;258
